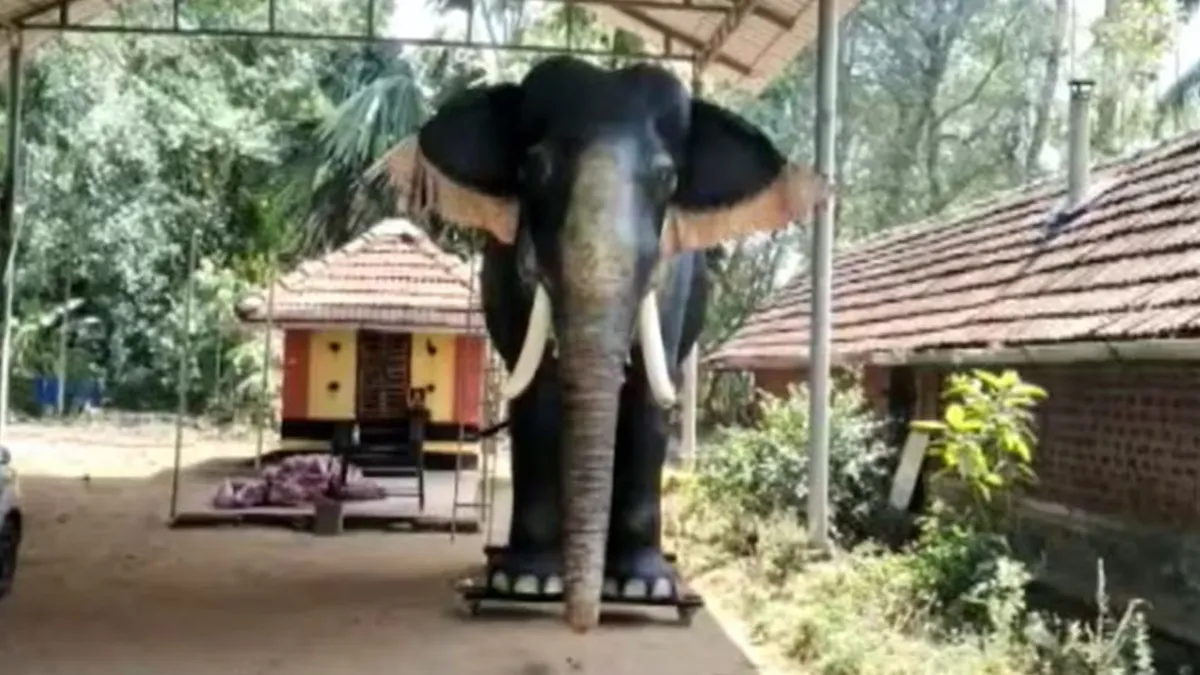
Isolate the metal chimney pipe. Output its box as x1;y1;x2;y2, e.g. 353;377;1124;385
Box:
1067;78;1095;210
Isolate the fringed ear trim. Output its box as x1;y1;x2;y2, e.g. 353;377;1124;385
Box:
660;163;829;257
373;136;519;244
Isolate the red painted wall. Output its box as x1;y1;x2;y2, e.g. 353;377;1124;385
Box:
454;335;486;427
282;330;311;419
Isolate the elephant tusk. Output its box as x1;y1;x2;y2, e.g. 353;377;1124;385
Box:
637;292;678;407
500;284;553;400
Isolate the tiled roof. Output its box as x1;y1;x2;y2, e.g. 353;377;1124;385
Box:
237;219;485;335
588;0;862;95
711;130;1200;370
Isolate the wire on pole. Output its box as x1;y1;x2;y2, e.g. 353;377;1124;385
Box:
450;232;485;543
253;257;277;471
169;224;200;522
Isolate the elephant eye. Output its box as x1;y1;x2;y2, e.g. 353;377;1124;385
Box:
649;154;677;200
520;144;553;187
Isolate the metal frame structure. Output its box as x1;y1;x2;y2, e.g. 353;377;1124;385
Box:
0;0;843;550
10;0;727;64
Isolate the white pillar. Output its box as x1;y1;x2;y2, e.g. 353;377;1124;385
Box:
807;0;839;549
680;344;698;465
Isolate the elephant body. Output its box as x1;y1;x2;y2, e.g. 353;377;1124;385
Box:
379;55;824;631
481;237;708;597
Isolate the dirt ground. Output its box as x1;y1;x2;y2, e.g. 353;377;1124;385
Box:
0;420;763;675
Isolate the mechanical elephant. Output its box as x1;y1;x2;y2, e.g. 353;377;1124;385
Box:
379;56;826;632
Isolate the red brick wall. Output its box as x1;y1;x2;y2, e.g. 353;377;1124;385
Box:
751;365;891;416
861;365;890;417
758;361;1200;531
753;368;802;399
1008;363;1200;530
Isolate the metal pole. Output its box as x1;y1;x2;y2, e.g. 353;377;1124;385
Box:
169;225;199;521
0;33;23;444
1066;79;1094;210
253;259;277;470
680;64;703;469
55;272;69;416
807;0;838;550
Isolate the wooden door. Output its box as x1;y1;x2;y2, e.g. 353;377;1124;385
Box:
453;335;486;428
356;331;412;420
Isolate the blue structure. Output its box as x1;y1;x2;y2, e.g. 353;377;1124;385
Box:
33;376;103;412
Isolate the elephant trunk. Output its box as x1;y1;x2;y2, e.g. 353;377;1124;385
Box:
558;320;627;632
555;138;647;632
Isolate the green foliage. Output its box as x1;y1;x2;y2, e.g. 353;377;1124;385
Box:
691;378;891;544
905;369;1044;631
912;369;1047;508
697;369;759;431
1026;560;1157;675
672;367;1164;674
904;501;1016;631
9;0;389;415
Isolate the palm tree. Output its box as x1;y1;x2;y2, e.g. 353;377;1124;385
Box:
279;43;427;256
284;0;652;260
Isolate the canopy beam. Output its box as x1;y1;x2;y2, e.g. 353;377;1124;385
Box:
695;0;763;70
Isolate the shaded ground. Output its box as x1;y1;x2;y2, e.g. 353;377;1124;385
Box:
0;420;760;675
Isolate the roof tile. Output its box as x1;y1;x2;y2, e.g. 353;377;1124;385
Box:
712;130;1200;369
238;219;485;335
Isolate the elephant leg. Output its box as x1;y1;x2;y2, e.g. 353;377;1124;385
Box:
487;361;565;596
604;353;676;600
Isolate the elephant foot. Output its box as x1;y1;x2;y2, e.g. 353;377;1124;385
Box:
603;547;678;601
486;547;564;597
484;547;678;602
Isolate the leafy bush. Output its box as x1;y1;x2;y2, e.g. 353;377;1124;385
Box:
669;367;1167;675
902;369;1046;630
1024;560;1157;675
913;369;1046;518
691;376;891;544
907;369;1159;672
904;501;1017;630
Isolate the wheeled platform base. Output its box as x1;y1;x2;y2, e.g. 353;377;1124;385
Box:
482;545;680;566
458;546;703;626
169;508;479;534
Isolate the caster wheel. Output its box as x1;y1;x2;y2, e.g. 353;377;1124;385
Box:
677;606;697;627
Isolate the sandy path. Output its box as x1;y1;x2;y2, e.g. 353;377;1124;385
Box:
0;423;758;675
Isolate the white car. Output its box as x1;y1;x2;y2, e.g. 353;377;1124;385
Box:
0;445;20;601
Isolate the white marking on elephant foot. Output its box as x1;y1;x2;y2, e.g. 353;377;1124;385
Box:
514;574;540;595
651;577;674;599
622;578;648;599
543;575;563;595
603;577;619;598
491;571;510;593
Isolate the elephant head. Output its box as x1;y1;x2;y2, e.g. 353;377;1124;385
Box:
378;56;826;632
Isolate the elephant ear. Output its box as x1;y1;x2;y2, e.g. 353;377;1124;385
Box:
374;84;524;244
662;100;829;256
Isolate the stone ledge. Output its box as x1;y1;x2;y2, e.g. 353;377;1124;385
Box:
1007;495;1200;649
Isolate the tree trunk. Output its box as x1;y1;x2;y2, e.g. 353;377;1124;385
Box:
1094;0;1121;155
1024;0;1070;181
